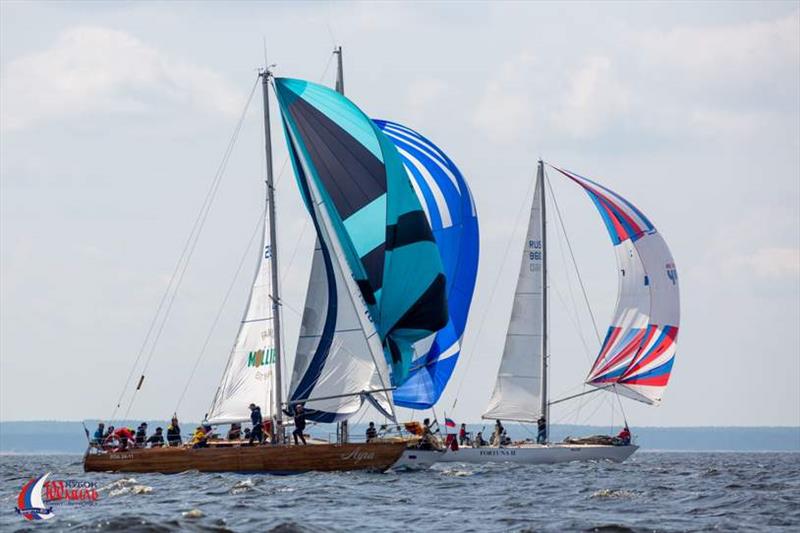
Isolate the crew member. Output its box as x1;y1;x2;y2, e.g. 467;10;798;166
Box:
135;423;148;447
293;404;307;445
146;427;165;447
92;423;105;446
228;423;242;441
366;422;378;442
458;423;468;446
419;418;435;450
617;425;631;446
167;417;182;447
537;416;547;444
249;404;264;445
191;426;209;448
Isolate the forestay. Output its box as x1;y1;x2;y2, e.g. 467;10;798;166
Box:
375;120;480;409
551;166;680;404
483;168;545;422
207;210;278;424
274;78;448;388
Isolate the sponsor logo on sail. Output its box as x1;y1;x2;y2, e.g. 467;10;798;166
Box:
15;473;99;521
247;348;276;367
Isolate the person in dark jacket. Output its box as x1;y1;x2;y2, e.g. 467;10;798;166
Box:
135;423;148;447
228;423;242;441
167;417;182;447
293;404;307;445
537;416;547;444
92;423;105;446
146;427;165;448
248;404;264;445
366;422;378;442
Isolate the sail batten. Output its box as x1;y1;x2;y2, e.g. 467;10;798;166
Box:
551;165;680;405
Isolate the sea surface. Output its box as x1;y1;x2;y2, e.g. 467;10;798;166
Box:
1;452;798;532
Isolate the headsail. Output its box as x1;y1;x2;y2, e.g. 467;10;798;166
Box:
375;120;479;409
273;78;448;388
483;167;545;422
207;211;278;424
286;135;393;422
552;166;680;404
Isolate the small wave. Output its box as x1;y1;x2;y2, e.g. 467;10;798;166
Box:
590;489;637;499
584;525;639;532
182;508;204;519
438;468;473;477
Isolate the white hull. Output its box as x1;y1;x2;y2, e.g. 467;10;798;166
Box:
391;449;443;470
437;444;638;464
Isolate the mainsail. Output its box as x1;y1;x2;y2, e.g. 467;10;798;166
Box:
273;78;448;391
207;211;278;424
375;120;479;409
552;166;680;404
483;166;545;422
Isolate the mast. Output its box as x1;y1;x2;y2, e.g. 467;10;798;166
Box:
333;45;349;444
538;159;549;443
260;66;284;441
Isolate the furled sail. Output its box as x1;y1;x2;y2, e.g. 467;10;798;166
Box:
552;166;680;405
374;120;479;409
207;211;278;424
273;78;448;389
483;167;545;422
286;135;393;422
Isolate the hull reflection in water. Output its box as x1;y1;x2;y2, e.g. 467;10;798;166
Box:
83;441;407;474
437;444;638;464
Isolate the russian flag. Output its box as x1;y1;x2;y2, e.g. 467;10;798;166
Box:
444;418;456;428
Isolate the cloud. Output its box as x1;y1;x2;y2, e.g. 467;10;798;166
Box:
740;247;800;279
0;26;242;131
551;55;629;139
472;52;537;143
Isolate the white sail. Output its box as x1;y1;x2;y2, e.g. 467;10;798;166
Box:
288;239;393;421
483;171;545;422
207;216;277;424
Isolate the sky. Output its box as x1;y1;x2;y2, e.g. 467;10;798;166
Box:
1;1;798;428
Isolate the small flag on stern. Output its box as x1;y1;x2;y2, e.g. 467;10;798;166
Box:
445;418;456;428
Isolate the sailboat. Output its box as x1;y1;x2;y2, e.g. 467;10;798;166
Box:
84;55;455;474
438;160;680;464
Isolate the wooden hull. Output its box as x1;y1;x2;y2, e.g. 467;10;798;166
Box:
83;441;407;474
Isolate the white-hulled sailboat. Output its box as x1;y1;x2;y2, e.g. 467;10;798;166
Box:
439;160;680;464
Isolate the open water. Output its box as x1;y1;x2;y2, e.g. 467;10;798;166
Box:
1;452;798;532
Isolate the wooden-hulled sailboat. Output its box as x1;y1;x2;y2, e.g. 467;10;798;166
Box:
84;55;455;473
439;160;680;464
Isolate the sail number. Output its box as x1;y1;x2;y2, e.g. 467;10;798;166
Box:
528;240;543;261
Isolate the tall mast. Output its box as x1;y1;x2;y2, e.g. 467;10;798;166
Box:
260;66;284;440
334;46;344;94
333;45;349;444
538;159;549;443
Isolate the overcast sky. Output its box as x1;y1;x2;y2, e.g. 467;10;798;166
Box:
2;1;798;428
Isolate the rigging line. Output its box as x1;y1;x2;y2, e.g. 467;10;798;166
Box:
110;76;260;422
544;166;601;344
121;76;260;421
612;384;629;426
174;207;266;414
450;170;537;410
550;280;594;362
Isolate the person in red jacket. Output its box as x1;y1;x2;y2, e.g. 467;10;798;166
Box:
617;425;631;446
106;427;134;451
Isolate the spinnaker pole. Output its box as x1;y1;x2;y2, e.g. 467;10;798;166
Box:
539;160;549;443
260;66;284;442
